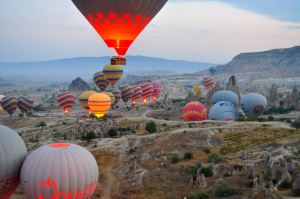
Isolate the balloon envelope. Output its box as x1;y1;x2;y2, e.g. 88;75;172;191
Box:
209;101;238;121
212;90;239;107
209;67;217;76
151;81;162;101
18;96;34;114
71;0;168;56
21;143;98;199
57;93;76;113
193;85;202;95
104;92;116;105
88;93;111;118
0;124;27;199
240;93;267;118
131;85;142;104
182;102;207;121
1;96;18;115
120;85;134;103
203;77;215;91
112;89;122;105
94;72;109;91
140;82;154;103
103;65;123;86
79;91;97;111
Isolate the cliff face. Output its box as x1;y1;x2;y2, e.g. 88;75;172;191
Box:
216;46;300;78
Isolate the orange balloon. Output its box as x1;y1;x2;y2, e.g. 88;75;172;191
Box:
88;93;111;118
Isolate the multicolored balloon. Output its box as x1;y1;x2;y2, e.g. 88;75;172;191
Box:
94;72;109;91
56;93;76;114
182;102;207;121
79;91;97;112
88;93;111;118
240;93;267;118
203;76;215;91
112;89;122;105
140;82;154;103
209;101;238;121
105;92;116;105
120;85;134;103
21;143;98;199
18;96;34;114
131;85;142;104
71;0;168;56
212;90;239;107
0;95;4;111
0;124;27;199
103;64;123;87
151;81;162;101
0;96;18;115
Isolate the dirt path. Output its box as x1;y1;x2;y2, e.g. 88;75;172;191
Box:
101;165;116;199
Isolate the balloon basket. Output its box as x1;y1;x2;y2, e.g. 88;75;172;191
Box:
111;56;126;65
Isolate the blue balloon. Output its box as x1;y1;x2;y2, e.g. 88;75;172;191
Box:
212;90;239;106
240;93;267;118
209;101;238;121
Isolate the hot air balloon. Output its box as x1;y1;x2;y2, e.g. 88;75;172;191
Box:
140;82;154;103
18;96;34;114
0;96;18;115
193;85;202;95
182;102;207;121
88;93;111;118
209;101;238;121
131;85;142;104
71;0;168;57
120;85;134;103
0;124;27;199
94;72;109;91
104;92;116;105
240;93;267;118
79;91;97;113
185;84;193;89
151;81;162;101
56;93;76;114
212;90;239;107
209;67;217;76
203;76;215;91
0;95;6;111
112;89;122;105
103;64;123;87
20;143;98;199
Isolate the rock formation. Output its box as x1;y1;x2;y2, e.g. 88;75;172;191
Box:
68;77;90;92
268;84;280;108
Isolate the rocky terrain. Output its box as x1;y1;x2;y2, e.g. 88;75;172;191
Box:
216;46;300;78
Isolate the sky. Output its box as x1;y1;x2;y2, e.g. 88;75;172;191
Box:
0;0;300;64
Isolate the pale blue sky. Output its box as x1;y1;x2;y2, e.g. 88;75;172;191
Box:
0;0;300;63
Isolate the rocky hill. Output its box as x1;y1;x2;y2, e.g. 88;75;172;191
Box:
216;46;300;78
68;77;90;91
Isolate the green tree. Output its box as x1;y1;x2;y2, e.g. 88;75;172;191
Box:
86;131;96;141
214;182;236;197
108;128;118;138
208;153;223;164
184;152;193;160
145;121;157;133
292;117;300;131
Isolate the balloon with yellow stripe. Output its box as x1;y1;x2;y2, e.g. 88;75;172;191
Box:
193;85;202;95
103;64;123;87
79;91;97;113
182;101;207;121
88;93;111;118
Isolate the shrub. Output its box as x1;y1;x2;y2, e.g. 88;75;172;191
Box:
86;131;96;140
214;182;236;197
208;153;223;164
184;152;193;160
201;166;213;177
292;117;300;131
203;148;211;154
278;180;292;189
187;190;209;199
268;116;275;121
35;121;46;127
145;121;157;133
108;128;118;137
171;154;181;164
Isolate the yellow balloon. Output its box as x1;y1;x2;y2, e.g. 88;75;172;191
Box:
193;85;202;95
88;93;111;118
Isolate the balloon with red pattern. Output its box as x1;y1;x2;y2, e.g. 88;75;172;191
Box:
182;102;207;121
56;93;76;114
71;0;168;56
131;85;142;104
151;81;162;101
140;82;154;104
